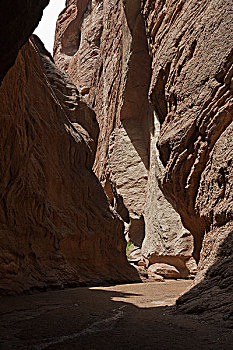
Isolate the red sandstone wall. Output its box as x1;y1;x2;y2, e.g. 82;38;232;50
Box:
142;0;233;323
0;36;138;294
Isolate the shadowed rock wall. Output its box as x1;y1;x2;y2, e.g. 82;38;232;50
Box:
0;36;138;294
142;0;233;320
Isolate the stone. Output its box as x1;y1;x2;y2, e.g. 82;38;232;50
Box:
141;112;194;277
54;0;194;280
1;0;232;326
147;272;165;283
185;258;198;277
0;35;139;295
142;0;233;322
138;258;149;268
177;226;233;328
127;246;142;262
148;264;181;279
131;265;148;282
133;262;166;282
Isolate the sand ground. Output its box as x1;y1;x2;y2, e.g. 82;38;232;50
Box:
1;280;233;349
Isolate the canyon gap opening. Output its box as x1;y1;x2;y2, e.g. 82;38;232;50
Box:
34;0;66;53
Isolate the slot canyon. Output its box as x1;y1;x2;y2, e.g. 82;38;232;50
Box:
0;0;232;349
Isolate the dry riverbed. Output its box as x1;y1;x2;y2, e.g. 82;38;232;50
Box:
0;280;233;349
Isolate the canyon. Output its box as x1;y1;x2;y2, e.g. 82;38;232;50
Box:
53;0;233;322
0;0;232;344
54;0;196;279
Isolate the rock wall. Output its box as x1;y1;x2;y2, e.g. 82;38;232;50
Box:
0;35;138;295
142;0;233;321
1;0;232;322
54;0;195;278
0;0;49;84
54;0;233;319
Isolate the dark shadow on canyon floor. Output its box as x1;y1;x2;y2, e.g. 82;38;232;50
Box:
176;229;233;328
0;279;233;350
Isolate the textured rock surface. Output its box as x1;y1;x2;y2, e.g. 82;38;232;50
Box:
177;225;233;328
141;112;194;277
1;0;231;328
147;271;165;282
0;0;49;84
54;0;233;321
54;0;194;277
142;0;233;321
148;263;180;279
0;36;139;295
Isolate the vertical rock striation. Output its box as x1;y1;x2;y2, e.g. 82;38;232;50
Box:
54;0;194;278
0;35;138;295
142;0;233;321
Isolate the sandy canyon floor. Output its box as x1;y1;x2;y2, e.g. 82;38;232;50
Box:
1;281;233;350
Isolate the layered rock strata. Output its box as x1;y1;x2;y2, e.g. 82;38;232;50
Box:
54;0;195;278
0;0;49;84
0;35;138;295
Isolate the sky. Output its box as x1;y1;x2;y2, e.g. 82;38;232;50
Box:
34;0;66;53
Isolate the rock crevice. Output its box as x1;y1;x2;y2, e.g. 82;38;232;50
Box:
54;0;196;279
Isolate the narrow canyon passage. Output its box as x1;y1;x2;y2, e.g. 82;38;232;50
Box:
1;281;233;350
0;0;232;349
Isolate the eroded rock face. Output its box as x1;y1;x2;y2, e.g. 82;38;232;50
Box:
54;0;233;321
177;225;233;328
54;0;194;278
0;0;232;325
142;111;194;277
142;0;233;320
0;0;49;84
0;36;138;295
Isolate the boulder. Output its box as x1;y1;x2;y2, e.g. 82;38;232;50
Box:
147;272;165;283
148;264;181;279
